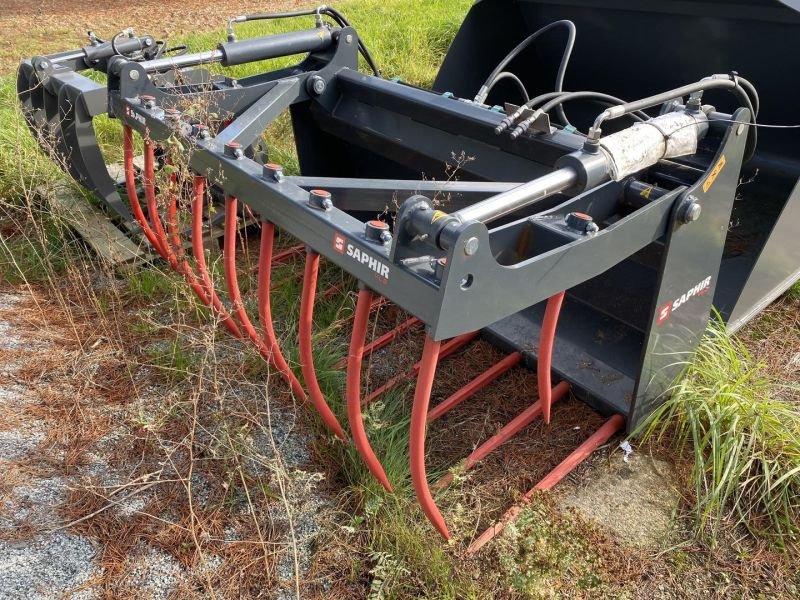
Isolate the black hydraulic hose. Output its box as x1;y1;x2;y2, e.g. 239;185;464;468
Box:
322;6;381;77
538;91;648;120
504;91;649;138
588;74;758;161
737;76;759;117
227;6;381;77
475;20;575;124
482;71;530;103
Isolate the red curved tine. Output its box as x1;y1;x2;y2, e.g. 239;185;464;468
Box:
539;291;566;425
347;288;393;492
223;195;307;397
122;126;167;259
297;250;347;439
142;139;182;273
257;222;311;400
410;335;449;539
142;140;224;313
189;177;242;339
467;414;626;554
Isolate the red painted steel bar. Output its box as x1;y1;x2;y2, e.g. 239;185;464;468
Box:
269;244;305;266
189;177;242;339
466;413;626;553
410;335;449;539
346;287;393;491
333;316;421;369
427;351;523;423
539;291;566;425
142;140;181;273
412;291;570;536
363;331;479;405
223;196;306;397
133;133;248;344
165;179;184;259
298;250;348;439
256;221;310;399
122;126;167;259
434;380;570;489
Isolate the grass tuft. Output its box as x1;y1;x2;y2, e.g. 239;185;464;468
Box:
638;315;800;549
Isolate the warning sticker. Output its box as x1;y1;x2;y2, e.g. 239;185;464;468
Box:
702;155;727;193
430;210;447;224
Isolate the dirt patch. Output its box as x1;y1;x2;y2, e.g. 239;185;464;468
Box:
0;0;328;74
560;452;680;550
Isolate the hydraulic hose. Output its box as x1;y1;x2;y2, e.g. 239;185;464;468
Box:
494;92;650;139
482;71;529;103
226;6;381;76
588;74;758;161
475;20;575;124
506;91;649;138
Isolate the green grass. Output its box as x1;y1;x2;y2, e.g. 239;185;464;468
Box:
787;280;800;302
638;316;800;549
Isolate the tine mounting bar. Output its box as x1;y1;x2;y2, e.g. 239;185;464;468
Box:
467;413;626;553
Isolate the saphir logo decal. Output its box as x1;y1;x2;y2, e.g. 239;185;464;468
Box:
124;105;146;126
656;276;712;324
333;233;390;284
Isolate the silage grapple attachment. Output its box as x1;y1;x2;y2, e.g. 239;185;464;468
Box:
19;1;800;549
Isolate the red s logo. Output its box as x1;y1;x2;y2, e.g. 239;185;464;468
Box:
333;233;346;254
656;303;671;324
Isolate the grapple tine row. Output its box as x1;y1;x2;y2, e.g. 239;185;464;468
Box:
122;127;166;259
124;125;243;339
223;195;308;400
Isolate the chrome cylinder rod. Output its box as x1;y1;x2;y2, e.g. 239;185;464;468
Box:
451;167;578;225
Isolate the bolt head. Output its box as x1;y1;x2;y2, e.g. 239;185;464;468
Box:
345;34;353;44
144;38;153;47
193;124;210;139
309;189;333;211
379;230;393;244
224;141;244;159
364;219;390;243
263;162;284;182
464;236;479;256
682;201;702;223
129;69;140;81
307;76;326;96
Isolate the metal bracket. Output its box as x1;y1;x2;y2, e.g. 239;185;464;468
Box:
504;102;552;134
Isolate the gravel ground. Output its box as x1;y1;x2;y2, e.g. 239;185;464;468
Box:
0;290;329;598
0;293;100;599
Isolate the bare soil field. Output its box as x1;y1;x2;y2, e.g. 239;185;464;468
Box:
0;0;309;72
